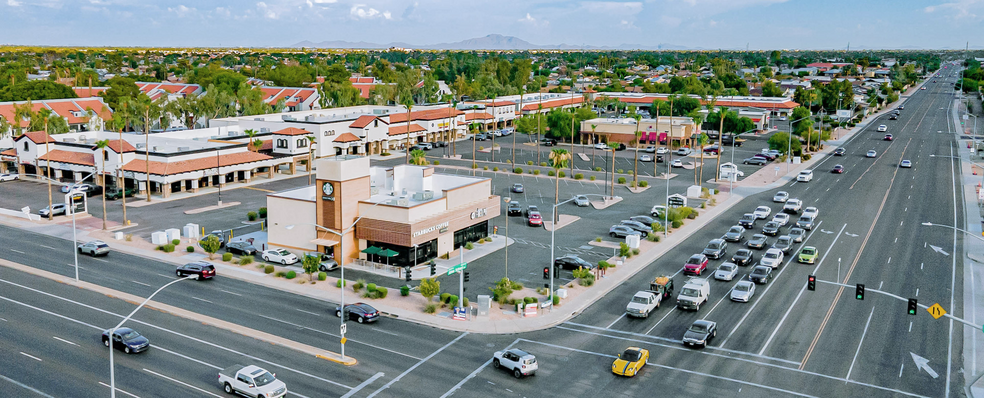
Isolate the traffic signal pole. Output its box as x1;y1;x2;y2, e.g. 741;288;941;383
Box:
814;279;980;329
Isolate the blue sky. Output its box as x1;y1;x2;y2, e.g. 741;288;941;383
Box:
1;0;981;49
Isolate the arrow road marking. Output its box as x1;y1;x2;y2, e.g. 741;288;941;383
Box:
819;229;834;234
844;232;859;237
929;244;950;256
910;352;939;378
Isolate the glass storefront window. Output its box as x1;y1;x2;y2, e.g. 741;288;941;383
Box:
454;221;488;249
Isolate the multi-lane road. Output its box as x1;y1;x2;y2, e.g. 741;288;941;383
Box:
0;70;973;397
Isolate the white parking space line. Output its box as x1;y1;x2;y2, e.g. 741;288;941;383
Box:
143;368;222;397
98;382;141;398
52;336;78;346
845;307;876;382
367;332;469;398
132;281;151;287
20;352;42;361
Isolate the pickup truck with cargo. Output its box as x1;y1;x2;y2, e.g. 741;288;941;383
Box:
676;278;710;311
624;276;674;318
218;364;287;398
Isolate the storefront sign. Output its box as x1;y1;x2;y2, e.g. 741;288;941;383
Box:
412;221;449;238
470;208;487;219
321;182;335;201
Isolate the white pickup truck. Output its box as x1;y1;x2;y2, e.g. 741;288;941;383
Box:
625;290;662;318
218;364;287;398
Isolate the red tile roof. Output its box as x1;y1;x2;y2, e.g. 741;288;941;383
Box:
349;115;381;129
465;112;493;121
122;151;272;176
39;150;94;166
387;124;427;136
73;87;108;97
520;96;584;111
389;108;464;123
350;77;376;84
15;131;56;144
105;139;137;153
610;95;799;109
272;127;312;136
1;148;17;157
334;132;362;143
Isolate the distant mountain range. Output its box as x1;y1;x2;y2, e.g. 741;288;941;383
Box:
292;34;695;51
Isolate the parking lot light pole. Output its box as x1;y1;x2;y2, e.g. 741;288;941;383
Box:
71;170;97;282
549;193;608;310
110;275;195;398
503;197;510;279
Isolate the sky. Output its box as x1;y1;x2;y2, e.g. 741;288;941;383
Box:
1;0;982;49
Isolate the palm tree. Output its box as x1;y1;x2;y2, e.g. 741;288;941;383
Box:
590;124;598;168
549;148;570;205
409;149;428;165
13;101;33;135
95;139;110;230
631;114;642;186
244;129;258;152
694;131;709;187
307;135;317;185
403;102;413;164
536;103;543;165
607;142;619;198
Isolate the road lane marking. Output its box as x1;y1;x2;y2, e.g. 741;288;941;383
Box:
606;313;627;329
39;245;57;250
191;296;213;303
132;281;151;287
846;307;875;382
295;308;321;316
143;369;222;397
899;364;905;378
341;372;385;398
218;289;242;296
11;249;24;254
916;288;919;297
52;336;78;346
0;372;55;397
910;322;913;332
255;314;420;360
98;382;141;398
20;352;42;361
879;281;884;290
367;332;469;398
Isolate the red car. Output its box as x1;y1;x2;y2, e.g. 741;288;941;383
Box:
684;254;709;276
831;164;845;174
528;213;542;226
884;134;893;141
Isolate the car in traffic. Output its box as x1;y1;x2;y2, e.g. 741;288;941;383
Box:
683;254;709;276
102;327;150;354
900;159;912;168
884;134;893;141
783;199;802;214
753;206;772;219
789;227;806;242
527;212;543;226
525;205;539;217
610;225;642;238
798;246;819;264
78;240;110;256
772;213;790;227
38;203;68;217
877;125;888;132
749;265;773;284
762;221;781;236
702;239;728;260
747;234;769;249
760;248;784;269
723;225;746;242
714;263;739;281
743;157;768;165
573;195;590;207
507;201;523;215
773;191;789;203
739;213;757;228
703;145;720;155
261;249;299;265
682;320;717;348
772;235;794;255
796;170;814;182
511;183;524;193
832;164;845;174
226;241;257;256
175;261;216;280
803;206;819;219
493;349;538;378
554;255;594;271
730;280;756;302
866;150;877;158
611;347;649;377
640;154;653;162
0;173;19;182
833;148;846;156
889;114;898;120
671;159;684;168
335;302;380;323
796;214;816;230
731;249;755;266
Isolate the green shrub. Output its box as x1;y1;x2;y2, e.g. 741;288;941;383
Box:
336;279;347;287
483;166;489;170
162;244;175;253
275;271;286;277
514;167;523;174
247;211;258;221
265;265;275;274
594;167;602;172
617;177;627;184
433;160;440;165
540;162;548;167
318;271;327;281
647;234;661;242
376;287;388;299
548;170;555;176
632;248;640;255
574;173;583;180
448;295;459;307
802;154;812;161
353;279;365;292
598;260;612;269
687;211;698;219
463;297;470;307
533;170;540;175
527;160;534;165
465;242;474;250
553;295;560;306
400;285;410;296
239;255;254;265
651;222;664;232
629;181;636;187
471;163;478;169
639;180;648;187
424;303;438;313
222;252;233;261
578;273;595;287
367;283;377;292
619;242;631;257
286;270;296;279
672;220;683;228
186;246;195;253
510;280;523;290
171;239;181;246
493;167;499;171
590;176;596;181
440;293;451;303
381;152;391;156
617;169;624;174
713;189;719;194
595;237;602;242
558;171;566;178
524;296;537;304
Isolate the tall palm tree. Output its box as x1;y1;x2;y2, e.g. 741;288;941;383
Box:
607;142;619;197
95;139;110;230
536;103;543;165
307;135;317;185
403;102;413;164
13;101;33;135
489;98;496;163
631;113;642;186
244;129;258;151
549;148;570;205
590;124;598;168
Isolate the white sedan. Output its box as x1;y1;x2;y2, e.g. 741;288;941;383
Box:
0;173;19;182
760;248;784;269
640;155;653;162
593;143;608;150
772;213;790;227
803;206;819;219
714;263;739;281
753;206;772;219
656;147;669;154
261;249;299;265
877;125;888;132
671;159;684;168
772;191;789;203
730;280;756;302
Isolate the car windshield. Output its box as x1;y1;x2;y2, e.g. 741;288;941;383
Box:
688;324;707;333
765;252;779;259
735;283;751;292
753;268;767;276
766;222;777;228
631;296;649;304
681;288;699;296
719;264;735;272
276;249;290;255
742;215;754;220
730;227;742;233
736;250;750;257
756;207;768;212
252;371;276;387
802;248;816;255
119;330;141;340
800;217;811;222
752;236;765;241
621;350;642;361
95;243;109;248
708;242;721;249
687;257;702;265
778;238;790;244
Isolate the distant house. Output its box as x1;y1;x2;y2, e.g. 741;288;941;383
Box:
0;98;113;134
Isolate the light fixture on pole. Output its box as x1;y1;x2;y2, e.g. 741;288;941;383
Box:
549;194;608;310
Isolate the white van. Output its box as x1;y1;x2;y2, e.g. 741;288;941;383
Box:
676;278;710;311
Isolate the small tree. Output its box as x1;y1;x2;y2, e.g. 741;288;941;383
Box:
302;254;320;281
419;278;440;302
200;235;221;260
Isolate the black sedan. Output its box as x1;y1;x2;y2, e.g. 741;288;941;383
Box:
731;249;755;266
682;320;717;348
176;261;215;280
749;265;773;284
226;241;257;256
831;164;845;174
335;303;379;323
102;327;150;354
762;221;781;236
742;157;768;166
507;202;522;216
554;255;594;271
833;148;846;156
747;234;768;250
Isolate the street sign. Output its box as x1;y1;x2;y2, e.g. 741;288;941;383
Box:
340;337;347;345
340;324;347;335
447;262;467;275
927;303;947;319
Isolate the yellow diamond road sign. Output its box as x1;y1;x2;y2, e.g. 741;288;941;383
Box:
928;303;947;319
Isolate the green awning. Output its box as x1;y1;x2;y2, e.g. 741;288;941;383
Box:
377;248;399;258
361;246;381;255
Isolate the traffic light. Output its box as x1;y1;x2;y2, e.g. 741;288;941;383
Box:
543;267;550;279
908;298;918;315
429;262;437;276
807;275;816;291
405;267;413;282
855;284;865;300
463;271;470;283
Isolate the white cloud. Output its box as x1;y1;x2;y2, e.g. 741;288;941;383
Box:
256;1;277;19
580;1;643;14
307;0;337;7
925;0;983;20
167;4;196;17
7;0;21;6
519;13;536;23
350;4;391;20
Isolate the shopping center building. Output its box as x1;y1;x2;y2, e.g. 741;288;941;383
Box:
266;156;500;271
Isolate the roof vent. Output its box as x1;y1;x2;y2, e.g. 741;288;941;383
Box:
177;146;190;151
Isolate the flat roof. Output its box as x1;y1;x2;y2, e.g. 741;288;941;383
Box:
269;186;316;202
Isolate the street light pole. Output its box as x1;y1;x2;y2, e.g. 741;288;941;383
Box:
110;275;195;398
72;170;97;282
550;194;608;310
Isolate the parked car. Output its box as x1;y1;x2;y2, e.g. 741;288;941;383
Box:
619;220;652;237
703;145;720;155
176;261;216;280
573;195;590;207
676;147;692;156
714;263;739;281
63;183;102;197
644;146;657;153
611;347;649;377
760;248;784;269
682;320;717;348
743;157;768;166
541;138;557;146
731;248;755;266
318;254;339;272
508;201;523;215
773;191;789;203
0;173;20;182
798;246;819;264
78;240;110;256
629;215;656;226
511;183;524;193
702;239;728;259
730;280;756;302
747;234;769;249
102;327;150;354
226;241;257;256
651;205;667;218
684;254;709;276
749;265;773;284
335;302;379;323
723;225;746;242
656;147;669;154
38;203;68;217
105;186;137;200
609;225;641;238
593;143;609;150
261;249;299;265
671;159;684;168
554;255;594;271
200;230;226;248
640;155;653;162
493;349;538;378
473;134;488;141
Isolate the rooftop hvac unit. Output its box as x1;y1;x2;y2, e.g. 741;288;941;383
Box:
396;198;409;206
411;192;425;201
136;143;145;149
401;188;407;195
228;131;237;136
63;138;76;143
305;115;316;122
386;199;400;205
421;190;434;200
260;127;269;133
152;146;158;151
79;135;87;141
177;147;190;151
282;115;296;121
370;187;380;195
254;118;264;121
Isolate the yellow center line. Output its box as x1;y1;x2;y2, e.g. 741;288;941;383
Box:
240;186;274;193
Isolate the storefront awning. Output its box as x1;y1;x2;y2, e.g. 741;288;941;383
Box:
311;237;339;247
362;246;381;255
377;248;399;258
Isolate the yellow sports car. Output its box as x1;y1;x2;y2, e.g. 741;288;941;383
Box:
612;347;649;377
